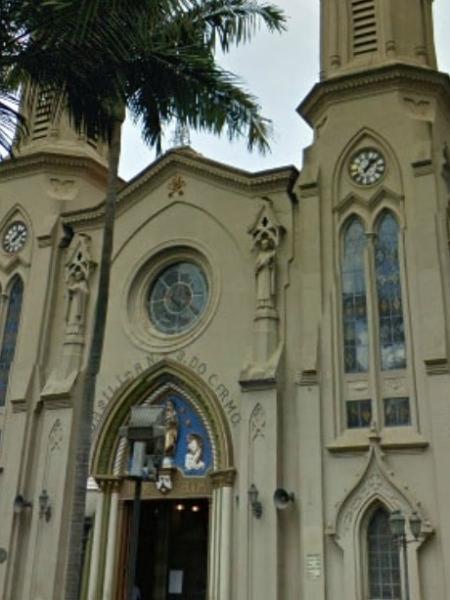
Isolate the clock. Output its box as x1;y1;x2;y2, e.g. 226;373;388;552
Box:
349;148;386;186
148;261;209;335
2;221;28;254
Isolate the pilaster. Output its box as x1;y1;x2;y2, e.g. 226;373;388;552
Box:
238;385;279;600
296;379;325;600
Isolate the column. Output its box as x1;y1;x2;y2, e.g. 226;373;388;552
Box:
208;470;235;600
328;0;340;69
381;0;396;56
102;485;120;600
87;489;105;600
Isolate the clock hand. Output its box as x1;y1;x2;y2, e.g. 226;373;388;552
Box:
363;157;378;173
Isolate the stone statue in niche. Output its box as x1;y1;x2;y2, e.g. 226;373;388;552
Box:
255;233;276;309
41;233;96;397
64;234;94;338
240;200;285;383
163;399;179;466
249;201;283;314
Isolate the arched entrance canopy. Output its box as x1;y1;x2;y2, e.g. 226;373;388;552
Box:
91;359;234;478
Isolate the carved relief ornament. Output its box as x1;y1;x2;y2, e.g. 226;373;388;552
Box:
248;200;284;312
328;431;433;549
64;233;95;339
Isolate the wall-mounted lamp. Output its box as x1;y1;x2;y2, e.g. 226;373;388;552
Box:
13;494;32;515
248;484;263;519
38;489;52;522
274;488;295;511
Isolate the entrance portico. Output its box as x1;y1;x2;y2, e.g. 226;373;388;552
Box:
84;360;235;600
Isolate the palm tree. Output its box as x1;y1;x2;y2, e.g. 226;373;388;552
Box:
0;0;28;153
7;1;286;597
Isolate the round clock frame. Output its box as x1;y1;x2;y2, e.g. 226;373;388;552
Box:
2;221;28;254
349;148;386;187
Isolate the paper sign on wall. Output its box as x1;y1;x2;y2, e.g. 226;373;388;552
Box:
168;570;183;594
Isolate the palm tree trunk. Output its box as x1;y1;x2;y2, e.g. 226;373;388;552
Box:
64;114;123;600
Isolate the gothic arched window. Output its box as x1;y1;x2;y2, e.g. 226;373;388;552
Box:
367;507;401;599
340;210;411;430
342;216;369;374
375;211;406;371
0;276;24;406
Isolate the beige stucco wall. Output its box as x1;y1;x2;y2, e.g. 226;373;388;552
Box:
1;2;450;598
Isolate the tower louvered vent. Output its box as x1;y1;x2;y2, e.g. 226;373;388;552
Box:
352;0;378;56
32;89;54;140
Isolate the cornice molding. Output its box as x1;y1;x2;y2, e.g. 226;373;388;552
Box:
298;64;450;126
0;151;111;185
124;149;298;198
62;148;298;228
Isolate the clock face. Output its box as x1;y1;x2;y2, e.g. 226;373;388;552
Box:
148;262;209;335
2;221;28;254
349;148;386;186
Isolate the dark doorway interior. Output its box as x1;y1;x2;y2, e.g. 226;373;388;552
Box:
135;498;209;599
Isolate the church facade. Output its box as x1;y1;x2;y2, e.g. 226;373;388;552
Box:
1;1;450;598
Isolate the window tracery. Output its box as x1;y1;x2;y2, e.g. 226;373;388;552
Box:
367;507;401;599
340;210;410;430
375;212;406;371
342;216;369;374
0;276;24;406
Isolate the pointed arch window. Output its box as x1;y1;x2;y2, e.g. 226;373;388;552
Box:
0;276;24;406
340;211;411;430
375;212;406;371
367;507;401;599
342;216;369;374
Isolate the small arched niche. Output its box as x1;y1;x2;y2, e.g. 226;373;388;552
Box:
333;128;404;209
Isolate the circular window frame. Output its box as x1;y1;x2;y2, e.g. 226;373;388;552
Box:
125;243;220;352
348;146;387;188
148;261;209;335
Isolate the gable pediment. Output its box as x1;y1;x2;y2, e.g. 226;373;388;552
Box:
62;147;297;228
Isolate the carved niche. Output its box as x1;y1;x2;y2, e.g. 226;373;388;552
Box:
328;429;433;549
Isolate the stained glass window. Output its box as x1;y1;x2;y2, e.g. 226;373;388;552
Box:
375;212;406;370
342;217;369;373
148;262;208;335
0;277;24;406
346;399;372;429
384;397;411;427
368;508;401;599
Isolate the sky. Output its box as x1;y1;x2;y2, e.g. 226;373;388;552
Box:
118;0;450;180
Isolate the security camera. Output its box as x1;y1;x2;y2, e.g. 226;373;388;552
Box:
273;488;295;510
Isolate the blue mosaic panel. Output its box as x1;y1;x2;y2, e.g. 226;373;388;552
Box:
0;277;24;406
162;393;213;477
375;213;406;370
341;217;369;373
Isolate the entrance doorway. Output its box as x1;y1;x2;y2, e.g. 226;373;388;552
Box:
134;498;209;599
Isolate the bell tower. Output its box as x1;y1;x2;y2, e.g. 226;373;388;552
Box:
296;3;450;599
15;85;108;165
320;0;437;79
